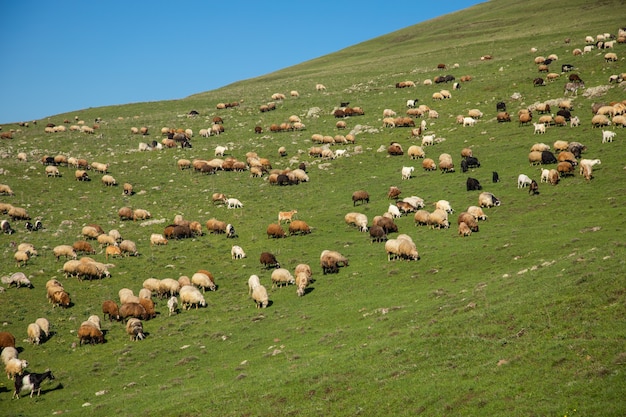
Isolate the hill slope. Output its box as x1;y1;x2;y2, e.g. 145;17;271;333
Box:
1;0;625;416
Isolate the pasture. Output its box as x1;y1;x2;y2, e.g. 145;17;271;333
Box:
1;0;625;415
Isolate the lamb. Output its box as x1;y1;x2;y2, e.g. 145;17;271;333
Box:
226;198;243;209
27;323;42;345
345;212;368;232
167;296;178;316
533;123;546;134
231;245;246;259
463;117;477;127
252;285;269;308
5;358;29;379
401;166;415;180
278;210;298;223
150;233;168;246
421;134;435;146
52;245;77;261
517;174;533;188
215;146;228;157
191;272;216;292
459;222;472;237
260;252;280;269
126;318;145;341
602;130;616;143
271;268;295;288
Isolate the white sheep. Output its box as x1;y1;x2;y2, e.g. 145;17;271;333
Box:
463;117;477;127
215;145;227;157
231;245;246;259
570;116;580;127
248;274;261;295
35;318;49;340
401;166;415;180
45;166;60;177
271;268;295;288
383;109;397;118
27;323;42;345
167;296;178;316
540;169;550;183
191;272;216;292
422;134;435;146
5;358;28;379
226;198;243;209
517;174;532;188
252;285;269;308
387;204;402;218
602;130;616;143
435;200;453;213
1;347;18;365
52;245;77;261
533;123;546;134
403;196;425;210
179;285;207;309
296;272;309;297
150;233;168;246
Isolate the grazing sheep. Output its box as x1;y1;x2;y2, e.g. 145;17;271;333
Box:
126;318;145;341
8;206;30;221
133;209;151;221
459;222;472;237
2;272;32;288
226;198;243;209
1;346;18;365
533;123;546;134
77;322;104;345
260;252;280;269
101;175;117;186
478;192;501;208
231;245;246;259
0;332;16;350
427;209;450;229
27;323;42;345
457;212;479;232
14;250;30;267
120;302;149;321
387;204;402;218
150;233;168;246
320;250;349;275
252;285;269;308
119;240;138;256
52;245;77;261
435;200;453;213
192;272;216;292
591;115;610;128
351;190;370;206
345;212;369;232
266;223;286;239
102;300;121;321
385;236;420;261
467;206;487;221
387;186;401;200
0;183;15;196
248;274;261;295
34;318;49;340
45;165;61;177
407;145;425;159
288;220;311;235
271;268;295;288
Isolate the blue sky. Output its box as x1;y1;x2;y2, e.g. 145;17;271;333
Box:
0;1;484;124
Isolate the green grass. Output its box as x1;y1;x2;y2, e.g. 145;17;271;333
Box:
1;0;626;415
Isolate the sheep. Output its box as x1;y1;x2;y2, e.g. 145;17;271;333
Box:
602;130;616;143
248;274;261;295
591;115;610;128
177;285;206;310
531;143;550;152
101;174;117;186
278;210;298;223
267;223;286;239
1;347;18;365
35;318;49;340
459;222;472;237
133;208;151;221
467;206;487;221
403;196;425;210
119;288;138;305
191;272;216;292
14;250;30;267
52;245;77;261
457;212;479;232
401;166;415;180
215;145;228;157
260;252;280;269
126;318;145;341
271;268;295;288
557;161;575;176
98;233;117;248
374;216;398;234
427;209;450;229
226;198;243;209
478;192;501;208
77;322;104;345
529;151;543;166
421;134;435;146
435;200;453;213
387;204;402;218
27;323;42;345
0;332;16;350
0;218;14;235
102;300;121;321
206;218;227;234
231;245;246;259
385;237;420;261
320;250;349;274
158;278;181;299
0;183;14;196
120;302;149;321
138;298;156;319
604;52;618;62
45;165;60;177
252;285;269;308
345;212;368;232
351;190;370;206
517;174;533;188
147;233;167;247
463;117;477;127
5;358;29;379
8;206;30;220
119;239;138;256
387;186;401;200
407;145;425;159
288;220;311;235
295;272;310;297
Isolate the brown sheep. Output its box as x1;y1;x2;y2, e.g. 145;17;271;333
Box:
352;190;370;206
260;252;280;269
102;300;121;321
267;223;286;239
457;212;479;232
387;186;401;199
288;220;311;235
120;302;149;321
422;158;436;171
0;331;16;349
118;206;134;221
78;324;104;345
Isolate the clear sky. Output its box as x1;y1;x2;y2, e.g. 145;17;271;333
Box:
0;1;484;124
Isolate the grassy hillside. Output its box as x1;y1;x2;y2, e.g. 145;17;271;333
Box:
1;0;625;416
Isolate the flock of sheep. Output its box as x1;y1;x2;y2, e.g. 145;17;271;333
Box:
0;25;624;401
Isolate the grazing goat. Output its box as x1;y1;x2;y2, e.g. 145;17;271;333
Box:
13;370;55;399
